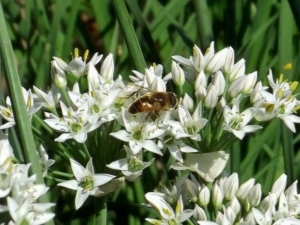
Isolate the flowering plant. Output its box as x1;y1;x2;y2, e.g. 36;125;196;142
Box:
0;41;300;225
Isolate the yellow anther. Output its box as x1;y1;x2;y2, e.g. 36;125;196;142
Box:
67;110;72;117
162;208;173;216
277;88;283;99
84;50;89;61
293;105;300;113
74;48;79;58
290;81;298;91
279;74;283;83
193;45;197;56
283;63;292;70
263;103;274;112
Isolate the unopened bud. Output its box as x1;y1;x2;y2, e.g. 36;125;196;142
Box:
229;58;245;82
271;174;287;200
229;197;241;215
242;71;257;94
236;178;255;202
100;53;114;83
51;61;67;88
212;71;226;96
195;70;207;89
199;185;210;207
193;205;207;221
228;75;246;98
205;48;228;73
223;47;234;74
182;93;194;112
212;183;223;208
193;45;205;72
222;173;239;201
248;184;261;207
171;61;185;86
204;84;218;108
185;179;199;203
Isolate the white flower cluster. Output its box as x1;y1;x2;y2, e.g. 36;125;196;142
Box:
144;173;300;225
0;42;299;216
0;131;55;225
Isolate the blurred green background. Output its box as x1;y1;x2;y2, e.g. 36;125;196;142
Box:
1;0;300;224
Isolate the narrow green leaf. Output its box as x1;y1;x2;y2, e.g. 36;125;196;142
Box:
0;4;54;223
112;0;146;72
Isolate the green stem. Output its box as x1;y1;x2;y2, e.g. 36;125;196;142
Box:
94;196;108;225
0;3;54;225
112;0;146;72
60;87;70;107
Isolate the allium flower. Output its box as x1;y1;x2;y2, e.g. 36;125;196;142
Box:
0;88;41;130
57;158;115;209
145;193;193;225
53;48;102;79
107;146;154;181
110;108;165;155
166;103;208;141
223;97;262;139
38;145;55;177
44;101;103;143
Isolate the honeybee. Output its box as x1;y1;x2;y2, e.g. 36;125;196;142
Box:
128;92;178;116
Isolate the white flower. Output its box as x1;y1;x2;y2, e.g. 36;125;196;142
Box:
57;158;115;209
107;146;154;181
7;197;55;225
38;145;55;177
33;85;60;111
110;108;165;155
171;151;229;182
53;48;102;79
44;101;103;143
223;97;262;139
145;193;194;225
129;64;172;92
167;103;207;141
0;88;41;130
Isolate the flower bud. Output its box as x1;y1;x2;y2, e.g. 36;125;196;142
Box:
245;211;256;225
222;173;239;201
236;178;255;202
250;81;264;103
171;61;185;86
271;174;287;200
223;47;234;74
193;45;205;72
212;71;226;96
285;180;298;202
229;197;241;215
51;61;67;88
199;185;210;207
229;58;245;82
203;42;215;64
100;53;114;83
224;207;236;224
205;48;228;73
182;93;194;112
195;70;207;89
212;183;223;208
150;77;166;92
185;179;199;203
216;97;226;113
215;211;224;225
248;184;261;207
242;71;257;94
228;75;246;98
195;86;207;103
193;205;207;221
204;84;218;108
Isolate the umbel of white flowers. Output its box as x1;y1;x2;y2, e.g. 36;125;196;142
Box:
144;173;300;225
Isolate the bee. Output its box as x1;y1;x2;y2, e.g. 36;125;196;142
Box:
128;92;178;117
